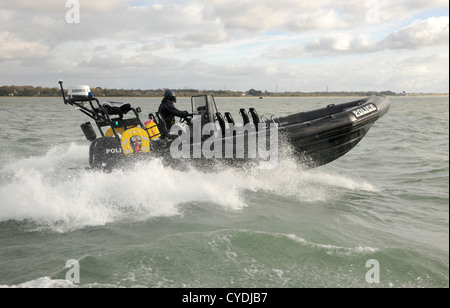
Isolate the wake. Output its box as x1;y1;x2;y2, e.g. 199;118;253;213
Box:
0;142;377;232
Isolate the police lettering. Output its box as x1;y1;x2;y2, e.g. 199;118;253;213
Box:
352;104;377;118
106;148;122;154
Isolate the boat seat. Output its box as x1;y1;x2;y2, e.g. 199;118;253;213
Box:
249;108;260;125
216;112;226;136
224;112;235;125
249;108;260;131
239;108;250;125
102;102;131;116
155;112;170;139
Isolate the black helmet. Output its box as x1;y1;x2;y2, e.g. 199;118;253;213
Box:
164;90;177;102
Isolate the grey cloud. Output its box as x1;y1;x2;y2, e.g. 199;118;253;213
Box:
267;16;449;58
379;16;449;50
0;0;448;93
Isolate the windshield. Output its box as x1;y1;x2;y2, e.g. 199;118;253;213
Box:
191;94;217;122
191;95;211;112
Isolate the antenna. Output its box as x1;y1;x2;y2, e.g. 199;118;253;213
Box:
59;79;67;104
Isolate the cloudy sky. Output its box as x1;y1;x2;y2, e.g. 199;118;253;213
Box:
0;0;448;93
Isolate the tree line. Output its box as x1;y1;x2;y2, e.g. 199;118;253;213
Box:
0;85;408;97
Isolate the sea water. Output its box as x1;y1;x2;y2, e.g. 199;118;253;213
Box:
0;96;448;288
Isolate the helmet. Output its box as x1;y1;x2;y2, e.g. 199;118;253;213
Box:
164;90;177;102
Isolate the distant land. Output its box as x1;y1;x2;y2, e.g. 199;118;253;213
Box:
0;85;447;97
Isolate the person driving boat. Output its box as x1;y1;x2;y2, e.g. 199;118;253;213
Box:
158;90;189;130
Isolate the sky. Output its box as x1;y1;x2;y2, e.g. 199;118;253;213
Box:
0;0;448;93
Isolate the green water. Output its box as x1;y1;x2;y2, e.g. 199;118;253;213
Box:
0;96;448;288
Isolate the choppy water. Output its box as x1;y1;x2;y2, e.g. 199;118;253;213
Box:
0;95;448;288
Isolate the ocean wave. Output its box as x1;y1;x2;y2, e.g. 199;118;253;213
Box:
0;142;378;232
0;277;76;288
284;233;378;256
206;228;379;257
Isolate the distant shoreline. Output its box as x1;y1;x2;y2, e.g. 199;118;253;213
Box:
1;85;448;98
1;94;448;98
2;95;448;98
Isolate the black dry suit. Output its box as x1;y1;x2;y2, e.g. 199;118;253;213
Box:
158;98;189;130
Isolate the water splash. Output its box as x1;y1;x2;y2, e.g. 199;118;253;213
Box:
0;142;377;232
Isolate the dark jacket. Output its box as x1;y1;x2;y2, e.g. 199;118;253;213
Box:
158;98;189;130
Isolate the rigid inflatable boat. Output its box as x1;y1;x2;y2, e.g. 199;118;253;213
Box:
58;81;390;170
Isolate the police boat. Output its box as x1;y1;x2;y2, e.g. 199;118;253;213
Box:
58;81;390;170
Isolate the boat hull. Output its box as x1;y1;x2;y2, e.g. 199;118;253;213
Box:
87;95;390;170
278;95;390;167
